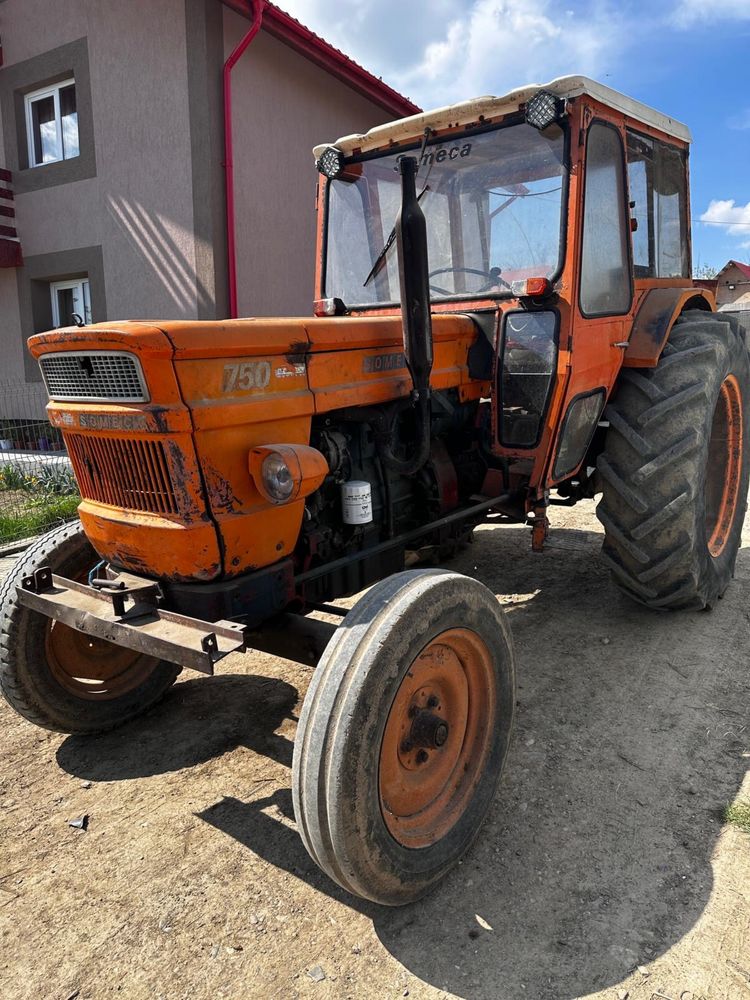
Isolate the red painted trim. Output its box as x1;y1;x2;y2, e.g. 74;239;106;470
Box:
0;168;12;184
223;0;264;318
0;205;14;218
0;224;17;238
0;187;14;201
0;239;23;268
221;0;419;118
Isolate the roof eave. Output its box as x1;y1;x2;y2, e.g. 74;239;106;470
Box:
221;0;420;119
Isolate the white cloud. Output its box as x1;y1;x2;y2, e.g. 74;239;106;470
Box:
392;0;627;107
671;0;750;25
700;199;750;238
275;0;630;109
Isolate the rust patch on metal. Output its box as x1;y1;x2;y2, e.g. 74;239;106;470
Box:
202;462;243;515
286;341;311;365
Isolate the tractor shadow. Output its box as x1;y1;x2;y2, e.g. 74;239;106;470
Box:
55;519;750;999
56;673;298;780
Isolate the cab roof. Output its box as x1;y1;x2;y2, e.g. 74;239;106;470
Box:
313;75;691;159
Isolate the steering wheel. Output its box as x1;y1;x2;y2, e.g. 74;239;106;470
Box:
428;266;510;295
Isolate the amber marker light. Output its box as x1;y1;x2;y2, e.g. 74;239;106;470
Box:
249;444;329;505
510;276;552;298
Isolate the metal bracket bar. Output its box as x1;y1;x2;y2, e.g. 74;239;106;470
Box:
21;566;53;594
16;573;245;674
16;572;337;673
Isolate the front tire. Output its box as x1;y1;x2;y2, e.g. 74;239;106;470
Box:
0;521;180;734
292;569;516;906
597;311;750;610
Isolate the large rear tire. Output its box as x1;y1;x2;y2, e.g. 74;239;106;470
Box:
292;569;515;906
0;521;180;734
596;311;750;610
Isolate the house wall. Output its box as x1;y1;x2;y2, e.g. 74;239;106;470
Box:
0;0;407;425
716;264;750;311
0;0;199;406
224;9;396;317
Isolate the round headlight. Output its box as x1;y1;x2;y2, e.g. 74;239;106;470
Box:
262;453;295;502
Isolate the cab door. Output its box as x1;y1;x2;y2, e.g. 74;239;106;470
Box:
544;116;634;486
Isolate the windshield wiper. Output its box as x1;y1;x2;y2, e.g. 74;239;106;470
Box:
363;185;430;288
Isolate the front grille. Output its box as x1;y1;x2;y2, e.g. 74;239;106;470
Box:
66;434;178;515
39;352;148;402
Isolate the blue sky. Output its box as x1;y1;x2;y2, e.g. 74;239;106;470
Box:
281;0;750;274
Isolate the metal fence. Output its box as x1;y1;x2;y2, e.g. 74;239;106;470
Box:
726;308;750;340
0;382;79;547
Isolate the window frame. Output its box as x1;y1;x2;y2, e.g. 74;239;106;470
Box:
321;115;572;310
578;118;634;319
24;78;77;168
625;128;689;280
50;277;91;328
497;307;560;450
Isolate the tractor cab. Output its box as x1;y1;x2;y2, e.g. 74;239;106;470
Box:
312;76;703;503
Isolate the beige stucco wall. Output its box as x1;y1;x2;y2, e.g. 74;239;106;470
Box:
0;0;408;416
0;0;198;400
716;264;750;311
225;10;397;317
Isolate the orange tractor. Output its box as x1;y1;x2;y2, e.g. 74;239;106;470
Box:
1;77;747;905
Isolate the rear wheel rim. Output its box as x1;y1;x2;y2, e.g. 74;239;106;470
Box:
378;627;496;849
705;374;743;559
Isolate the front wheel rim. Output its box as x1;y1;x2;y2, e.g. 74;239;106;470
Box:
705;374;743;559
378;628;497;849
45;620;158;700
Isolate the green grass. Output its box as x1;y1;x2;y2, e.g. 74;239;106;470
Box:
0;495;80;545
724;800;750;834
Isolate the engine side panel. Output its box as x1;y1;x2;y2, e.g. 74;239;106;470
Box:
168;315;486;578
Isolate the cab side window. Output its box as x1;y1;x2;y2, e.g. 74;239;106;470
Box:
626;131;689;278
579;122;632;317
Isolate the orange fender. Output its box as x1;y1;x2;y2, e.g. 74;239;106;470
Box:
623;286;715;368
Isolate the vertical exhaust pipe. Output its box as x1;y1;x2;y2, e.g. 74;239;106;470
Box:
396;155;433;403
374;155;433;476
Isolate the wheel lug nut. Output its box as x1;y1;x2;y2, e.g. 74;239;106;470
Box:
416;750;429;764
401;739;413;753
427;695;439;708
434;722;448;747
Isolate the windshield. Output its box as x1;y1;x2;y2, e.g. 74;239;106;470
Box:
324;120;567;307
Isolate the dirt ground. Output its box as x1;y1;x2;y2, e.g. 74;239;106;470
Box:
0;501;748;1000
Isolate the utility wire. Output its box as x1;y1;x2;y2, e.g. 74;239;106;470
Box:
692;218;750;227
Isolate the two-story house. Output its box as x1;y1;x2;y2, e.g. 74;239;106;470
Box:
0;0;418;420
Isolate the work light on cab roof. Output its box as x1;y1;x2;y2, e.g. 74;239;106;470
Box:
525;89;566;130
315;145;344;179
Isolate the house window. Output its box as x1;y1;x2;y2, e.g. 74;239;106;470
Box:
24;79;79;167
50;278;91;327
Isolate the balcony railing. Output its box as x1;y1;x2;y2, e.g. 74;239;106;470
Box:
0;168;22;268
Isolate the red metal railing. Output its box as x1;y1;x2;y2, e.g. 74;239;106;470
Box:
0;168;22;268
